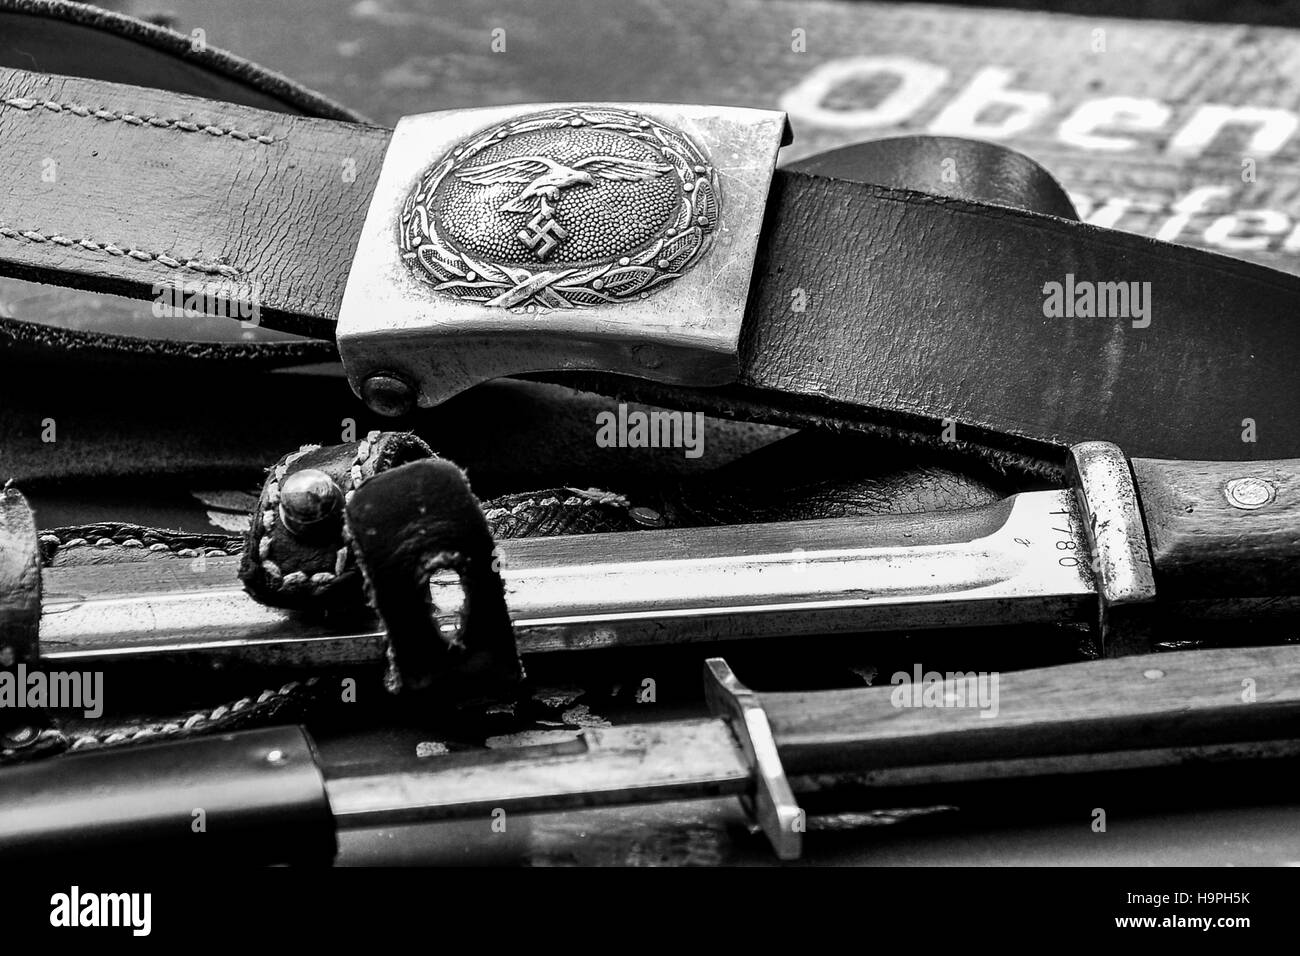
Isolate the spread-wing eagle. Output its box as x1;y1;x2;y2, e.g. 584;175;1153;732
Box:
454;154;673;213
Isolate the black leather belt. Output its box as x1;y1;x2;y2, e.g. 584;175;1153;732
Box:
1;62;1297;470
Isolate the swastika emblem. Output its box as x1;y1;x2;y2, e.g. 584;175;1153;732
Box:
517;211;570;260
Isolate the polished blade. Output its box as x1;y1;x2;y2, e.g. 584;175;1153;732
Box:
479;488;1097;652
39;489;1098;665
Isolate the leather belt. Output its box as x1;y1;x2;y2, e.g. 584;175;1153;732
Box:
2;65;1297;467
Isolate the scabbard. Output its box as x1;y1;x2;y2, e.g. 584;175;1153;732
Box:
0;724;336;863
1;65;1296;467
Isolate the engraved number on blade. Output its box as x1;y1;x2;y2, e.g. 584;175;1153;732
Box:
1050;509;1080;568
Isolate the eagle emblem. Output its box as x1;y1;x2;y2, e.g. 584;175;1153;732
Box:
398;107;720;310
454;155;673;215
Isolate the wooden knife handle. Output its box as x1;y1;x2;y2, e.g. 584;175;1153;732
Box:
762;645;1300;778
1130;457;1300;599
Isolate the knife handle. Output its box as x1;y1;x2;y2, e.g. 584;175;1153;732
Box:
1130;457;1300;599
762;644;1300;780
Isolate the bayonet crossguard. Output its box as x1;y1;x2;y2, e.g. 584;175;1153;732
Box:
703;658;803;860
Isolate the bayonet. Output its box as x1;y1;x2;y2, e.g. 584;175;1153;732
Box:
4;644;1299;862
26;442;1300;666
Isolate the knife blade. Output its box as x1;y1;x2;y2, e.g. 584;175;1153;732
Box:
28;442;1299;666
4;645;1298;862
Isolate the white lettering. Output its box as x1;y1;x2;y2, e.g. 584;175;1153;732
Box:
781;55;948;129
928;67;1051;139
1058;96;1170;151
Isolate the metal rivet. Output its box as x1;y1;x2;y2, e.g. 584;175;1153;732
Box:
629;506;664;528
1143;669;1164;680
1224;476;1275;511
2;726;37;749
361;372;416;417
632;345;663;370
278;468;342;536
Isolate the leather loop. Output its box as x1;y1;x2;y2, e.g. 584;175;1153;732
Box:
787;135;1079;220
239;431;434;608
345;459;523;701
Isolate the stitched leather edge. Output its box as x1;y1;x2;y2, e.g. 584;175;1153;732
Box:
239;431;435;607
0;0;365;121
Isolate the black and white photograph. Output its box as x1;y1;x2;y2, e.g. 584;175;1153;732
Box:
0;0;1294;934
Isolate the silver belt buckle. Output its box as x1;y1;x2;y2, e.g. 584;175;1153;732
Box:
338;103;790;415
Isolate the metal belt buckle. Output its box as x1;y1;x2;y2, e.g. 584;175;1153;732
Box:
338;103;790;415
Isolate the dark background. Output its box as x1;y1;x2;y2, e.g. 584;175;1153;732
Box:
898;0;1297;26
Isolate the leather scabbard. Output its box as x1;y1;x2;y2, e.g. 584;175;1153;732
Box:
2;66;1296;466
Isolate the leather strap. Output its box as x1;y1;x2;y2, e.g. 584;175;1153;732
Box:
345;459;523;702
0;67;385;338
0;0;362;120
3;65;1296;464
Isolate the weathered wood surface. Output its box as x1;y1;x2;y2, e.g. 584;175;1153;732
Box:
1132;456;1300;597
767;644;1300;774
